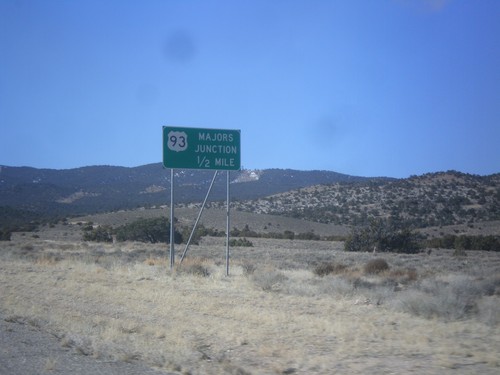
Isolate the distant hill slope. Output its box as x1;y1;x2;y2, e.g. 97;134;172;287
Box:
0;164;373;219
75;207;350;238
2;165;499;231
223;171;500;228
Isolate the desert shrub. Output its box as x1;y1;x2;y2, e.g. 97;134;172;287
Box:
344;227;372;252
384;228;421;253
231;224;259;238
229;238;253;247
388;268;418;284
454;235;471;250
453;248;467;257
396;276;485;321
427;235;500;251
115;217;182;244
0;206;41;233
364;258;390;274
296;231;321;241
241;262;256;275
21;244;35;252
473;235;500;251
426;235;455;249
352;277;376;289
176;258;210;277
344;219;421;254
0;228;11;241
82;225;114;243
180;263;210;277
252;268;287;292
181;224;217;245
261;232;281;239
324;235;348;241
313;261;347;277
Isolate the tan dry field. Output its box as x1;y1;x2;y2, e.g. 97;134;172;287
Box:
76;207;350;238
1;231;499;374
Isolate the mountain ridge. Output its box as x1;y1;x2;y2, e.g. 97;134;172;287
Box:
222;170;500;228
1;164;499;232
0;163;380;217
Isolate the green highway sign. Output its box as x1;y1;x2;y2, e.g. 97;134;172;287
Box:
163;126;241;170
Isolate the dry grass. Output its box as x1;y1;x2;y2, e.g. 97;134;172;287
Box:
363;258;390;274
176;256;212;277
312;261;348;277
1;235;499;374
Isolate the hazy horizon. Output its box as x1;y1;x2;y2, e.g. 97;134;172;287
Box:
1;161;498;180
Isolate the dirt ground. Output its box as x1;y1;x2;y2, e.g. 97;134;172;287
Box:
1;232;499;374
0;312;172;375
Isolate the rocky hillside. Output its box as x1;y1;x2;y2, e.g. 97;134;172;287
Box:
0;164;374;227
224;171;500;228
2;164;499;233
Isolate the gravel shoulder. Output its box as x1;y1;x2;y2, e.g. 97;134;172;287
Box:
0;313;171;375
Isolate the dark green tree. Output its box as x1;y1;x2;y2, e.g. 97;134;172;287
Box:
115;217;182;244
344;218;421;254
82;225;114;243
0;228;12;241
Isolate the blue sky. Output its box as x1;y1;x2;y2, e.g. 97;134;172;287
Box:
1;0;499;178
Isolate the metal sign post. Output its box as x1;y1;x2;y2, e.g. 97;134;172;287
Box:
179;171;218;263
226;170;230;276
163;126;241;274
169;168;175;269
